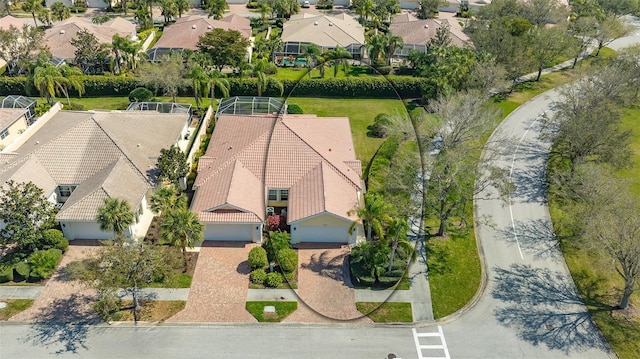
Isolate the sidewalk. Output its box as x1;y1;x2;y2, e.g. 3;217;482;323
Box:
0;286;43;299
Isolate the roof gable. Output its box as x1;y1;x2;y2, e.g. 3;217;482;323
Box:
281;14;365;47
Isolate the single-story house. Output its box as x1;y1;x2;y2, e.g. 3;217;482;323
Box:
275;13;365;62
0;15;32;30
0;96;37;150
147;14;252;61
191;97;364;244
389;13;469;61
0;109;190;240
43;16;136;63
45;0;117;9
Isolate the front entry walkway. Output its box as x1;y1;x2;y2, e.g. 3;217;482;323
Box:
283;244;371;323
167;242;257;323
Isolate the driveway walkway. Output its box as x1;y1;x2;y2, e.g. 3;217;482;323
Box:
9;241;100;323
283;245;371;323
167;242;257;323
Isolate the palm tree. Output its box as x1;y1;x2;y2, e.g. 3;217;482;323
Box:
33;64;67;104
356;0;374;22
367;33;387;66
51;2;71;22
258;2;271;26
135;7;153;31
302;44;321;79
175;0;190;17
324;46;352;78
37;8;52;27
207;69;230;108
150;184;188;217
252;58;283;97
206;0;226;19
385;217;411;273
349;193;391;241
96;198;135;241
160;208;204;269
22;0;43;26
160;0;177;24
384;33;403;66
187;63;209;109
59;64;85;104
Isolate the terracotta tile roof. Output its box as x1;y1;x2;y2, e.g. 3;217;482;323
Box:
389;17;468;47
0;108;27;132
44;17;135;60
153;14;251;50
0;110;188;222
0;15;31;30
281;14;365;48
193;113;362;224
288;162;360;223
191;159;264;223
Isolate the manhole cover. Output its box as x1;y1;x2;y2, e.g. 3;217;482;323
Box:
0;302;7;309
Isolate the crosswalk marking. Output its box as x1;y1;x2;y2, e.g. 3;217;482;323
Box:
412;326;451;359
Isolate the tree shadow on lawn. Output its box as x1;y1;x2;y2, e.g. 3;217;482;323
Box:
497;218;561;260
22;293;100;355
492;264;613;354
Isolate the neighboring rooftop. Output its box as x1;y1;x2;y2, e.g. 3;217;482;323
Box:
0;15;31;30
43;17;136;60
281;13;365;49
152;14;251;51
390;13;469;48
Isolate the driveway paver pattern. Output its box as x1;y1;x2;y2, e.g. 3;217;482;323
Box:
9;241;100;322
167;242;258;323
284;244;371;323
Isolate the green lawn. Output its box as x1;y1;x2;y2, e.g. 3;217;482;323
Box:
276;65;380;81
245;301;297;322
356;302;413;322
617;107;640;196
0;299;34;320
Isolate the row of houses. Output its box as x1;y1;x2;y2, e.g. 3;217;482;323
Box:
1;10;468;68
0;97;363;244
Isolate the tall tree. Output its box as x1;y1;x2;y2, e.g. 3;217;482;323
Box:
205;0;226;19
32;63;67;104
367;33;387;65
251;58;283;96
323;46;352;77
301;43;321;79
50;2;71;21
207;69;230;107
0;181;57;252
527;26;569;81
81;241;179;322
156;145;189;186
196;28;249;71
21;0;43;26
137;53;185;102
592;15;630;56
384;32;403;66
95;198;135;240
160;0;177;23
349;192;391;241
160;208;204;269
149;184;188;217
385;216;410;273
71;28;110;74
568;16;598;68
187;63;209;109
416;0;446;19
175;0;189;17
37;8;52;27
0;24;45;75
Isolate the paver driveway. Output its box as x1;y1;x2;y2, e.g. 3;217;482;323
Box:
167;242;257;323
284;244;371;324
9;240;100;323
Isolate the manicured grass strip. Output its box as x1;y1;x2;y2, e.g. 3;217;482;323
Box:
356;302;413;322
144;273;192;288
617;107;640;196
246;301;297;322
0;299;34;320
427;228;481;319
115;300;185;322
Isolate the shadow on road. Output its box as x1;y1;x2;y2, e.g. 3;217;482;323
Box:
22;294;99;355
498;218;560;260
491;264;611;354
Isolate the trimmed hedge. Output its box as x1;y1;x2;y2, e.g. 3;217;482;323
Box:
264;272;283;287
0;264;13;283
1;75;428;99
13;262;30;281
250;269;267;284
248;247;268;270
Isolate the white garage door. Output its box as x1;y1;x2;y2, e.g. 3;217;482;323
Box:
298;226;350;243
205;224;253;241
66;222;111;240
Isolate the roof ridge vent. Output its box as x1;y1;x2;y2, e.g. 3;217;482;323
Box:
192;24;197;29
314;21;318;25
60;30;65;34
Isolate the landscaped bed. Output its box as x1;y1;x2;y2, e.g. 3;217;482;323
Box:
246;301;297;322
0;299;34;320
109;300;185;322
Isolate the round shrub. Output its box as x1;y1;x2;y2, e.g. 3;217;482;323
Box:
276;248;298;274
250;268;267;284
287;104;303;114
373;66;392;75
13;262;30;281
264;272;283;287
41;229;69;253
128;87;154;102
28;248;62;281
0;264;14;283
248;246;268;270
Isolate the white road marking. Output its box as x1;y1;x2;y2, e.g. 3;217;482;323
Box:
507;115;542;260
412;326;450;359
